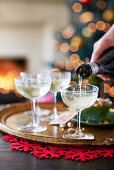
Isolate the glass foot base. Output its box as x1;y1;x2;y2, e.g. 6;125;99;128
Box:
18;123;47;133
63;133;94;140
36;109;50;116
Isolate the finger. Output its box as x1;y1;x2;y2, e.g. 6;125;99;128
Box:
91;36;112;62
93;41;99;50
91;25;114;63
91;40;100;62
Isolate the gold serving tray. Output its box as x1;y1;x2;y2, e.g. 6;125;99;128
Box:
0;102;114;146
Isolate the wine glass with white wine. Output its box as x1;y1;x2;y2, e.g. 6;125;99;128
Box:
41;71;71;122
15;74;51;132
20;72;50;117
61;84;99;139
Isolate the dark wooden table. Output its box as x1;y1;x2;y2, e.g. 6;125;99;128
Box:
0;132;114;170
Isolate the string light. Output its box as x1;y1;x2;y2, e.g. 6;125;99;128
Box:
96;21;105;30
88;23;96;32
60;43;69;53
96;0;106;10
62;27;75;39
71;36;83;47
70;43;79;52
65;60;74;70
82;27;93;38
79;11;94;23
72;3;82;13
103;9;114;22
103;23;111;32
70;54;80;63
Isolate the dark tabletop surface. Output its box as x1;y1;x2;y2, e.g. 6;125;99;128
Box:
0;132;114;170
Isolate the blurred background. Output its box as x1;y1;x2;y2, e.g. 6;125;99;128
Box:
0;0;113;104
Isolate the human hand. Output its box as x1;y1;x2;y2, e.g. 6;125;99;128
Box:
90;24;114;81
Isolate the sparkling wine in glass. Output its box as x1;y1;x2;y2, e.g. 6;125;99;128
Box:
61;84;99;139
41;71;71;122
15;74;51;132
20;72;50;116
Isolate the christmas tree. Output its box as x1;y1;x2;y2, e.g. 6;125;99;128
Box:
54;0;114;98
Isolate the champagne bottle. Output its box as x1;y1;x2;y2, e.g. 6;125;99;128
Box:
76;47;114;79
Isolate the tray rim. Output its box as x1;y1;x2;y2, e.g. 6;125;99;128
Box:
0;102;114;146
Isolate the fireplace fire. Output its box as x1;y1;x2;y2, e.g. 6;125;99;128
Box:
0;58;27;104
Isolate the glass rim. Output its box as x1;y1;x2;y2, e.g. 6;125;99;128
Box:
61;84;99;92
15;76;51;84
20;72;50;78
51;71;71;76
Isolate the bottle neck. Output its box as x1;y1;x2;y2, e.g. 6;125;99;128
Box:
76;64;92;78
76;62;102;78
88;62;103;75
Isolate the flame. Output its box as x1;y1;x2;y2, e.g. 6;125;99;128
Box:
0;70;20;94
0;59;25;96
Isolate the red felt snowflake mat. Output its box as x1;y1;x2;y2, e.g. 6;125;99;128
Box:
3;135;114;162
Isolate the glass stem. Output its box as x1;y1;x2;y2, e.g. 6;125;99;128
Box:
53;92;58;117
75;109;82;135
31;100;36;126
37;104;41;112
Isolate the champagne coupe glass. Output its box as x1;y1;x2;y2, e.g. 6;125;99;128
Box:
61;84;99;139
20;72;50;116
15;74;51;132
41;71;71;122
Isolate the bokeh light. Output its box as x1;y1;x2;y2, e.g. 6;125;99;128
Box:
70;42;79;52
71;35;83;47
62;27;75;39
65;60;74;70
103;9;114;22
96;21;105;30
70;54;80;63
54;60;64;70
60;43;70;53
79;11;94;23
72;3;82;13
88;23;96;32
82;27;93;38
96;0;106;10
103;23;111;32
